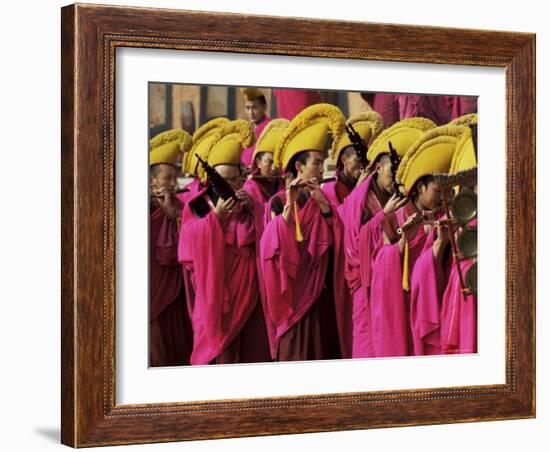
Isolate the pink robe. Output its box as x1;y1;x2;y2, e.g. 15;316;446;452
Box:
178;187;268;365
176;178;202;205
440;219;478;354
175;177;202;317
360;93;400;128
337;174;396;358
397;95;451;125
243;176;284;358
446;96;478;120
409;228;452;356
240;116;271;168
272;89;322;120
260;190;339;360
369;202;430;357
321;176;356;359
150;199;193;366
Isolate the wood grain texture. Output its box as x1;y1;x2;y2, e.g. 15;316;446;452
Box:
61;3;536;447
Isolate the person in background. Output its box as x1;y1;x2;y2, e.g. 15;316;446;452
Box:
272;88;322;121
240;87;271;169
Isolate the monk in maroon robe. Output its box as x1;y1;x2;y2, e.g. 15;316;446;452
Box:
322;145;369;358
261;151;341;361
149;163;193;366
243;151;284;358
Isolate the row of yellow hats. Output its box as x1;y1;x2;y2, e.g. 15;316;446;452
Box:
150;104;477;192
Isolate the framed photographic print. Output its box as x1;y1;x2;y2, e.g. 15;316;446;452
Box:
61;3;535;447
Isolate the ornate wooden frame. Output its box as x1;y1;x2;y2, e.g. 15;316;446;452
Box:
61;3;535;447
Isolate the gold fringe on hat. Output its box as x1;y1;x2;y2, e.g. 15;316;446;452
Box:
449;113;478;127
192;117;230;142
197;119;254;182
366;117;436;168
330;111;384;162
396;124;466;194
150;129;193;154
274;103;345;171
254;119;290;155
184;118;230;175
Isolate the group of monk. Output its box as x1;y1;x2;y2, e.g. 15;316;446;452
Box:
149;87;478;367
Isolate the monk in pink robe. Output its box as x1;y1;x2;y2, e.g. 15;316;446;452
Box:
261;151;341;361
150;164;193;367
369;174;444;357
440;219;477;354
397;95;451;126
178;171;270;365
272;89;322;120
322;146;370;358
338;153;406;358
409;222;453;356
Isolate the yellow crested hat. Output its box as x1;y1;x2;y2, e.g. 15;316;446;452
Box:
241;87;264;102
253;119;290;159
397;125;467;194
331;111;384;162
149;129;193;166
367;117;436;167
450;125;477;173
274;103;345;172
184;117;229;176
449;113;478;127
198;119;254;180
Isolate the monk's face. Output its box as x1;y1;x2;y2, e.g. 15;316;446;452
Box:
341;146;362;180
375;155;394;193
255;152;276;177
298;151;325;182
244;98;267;125
150;163;177;194
417;180;442;211
215;164;242;191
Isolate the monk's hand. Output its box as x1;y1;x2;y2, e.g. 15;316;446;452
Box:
433;221;451;261
356;168;370;186
214;197;236;219
235;189;253;210
435;221;451;244
155;187;179;219
383;193;408;216
306;178;331;213
285;176;303;207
